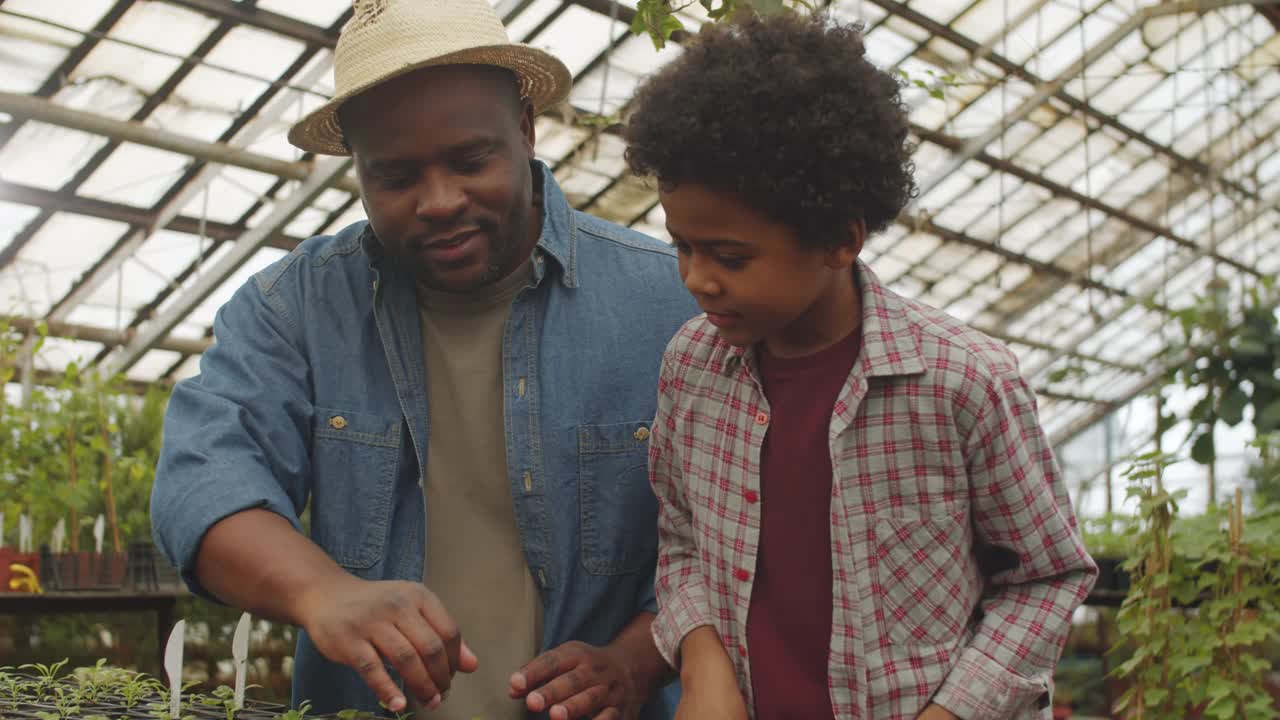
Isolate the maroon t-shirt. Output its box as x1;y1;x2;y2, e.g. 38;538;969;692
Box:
745;329;860;720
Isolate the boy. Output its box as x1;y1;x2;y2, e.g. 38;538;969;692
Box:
623;12;1097;720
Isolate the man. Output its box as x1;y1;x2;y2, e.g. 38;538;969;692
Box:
150;0;695;717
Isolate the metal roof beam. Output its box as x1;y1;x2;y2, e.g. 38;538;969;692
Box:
1025;185;1279;386
0;92;360;194
913;124;1261;278
909;0;1274;208
973;92;1278;331
0;0;135;151
2;315;211;356
0;180;304;251
46;57;336;323
0;19;236;271
159;0;341;48
103;155;353;375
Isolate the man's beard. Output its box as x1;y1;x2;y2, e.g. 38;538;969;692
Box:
413;222;517;292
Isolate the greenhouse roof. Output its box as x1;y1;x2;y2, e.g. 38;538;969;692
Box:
0;0;1277;452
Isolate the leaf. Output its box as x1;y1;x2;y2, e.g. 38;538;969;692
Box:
747;0;787;15
1205;694;1237;719
1258;399;1280;434
1191;430;1216;465
1219;385;1248;426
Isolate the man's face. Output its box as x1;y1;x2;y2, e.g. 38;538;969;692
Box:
342;66;539;292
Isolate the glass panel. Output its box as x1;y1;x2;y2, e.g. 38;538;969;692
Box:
256;0;352;27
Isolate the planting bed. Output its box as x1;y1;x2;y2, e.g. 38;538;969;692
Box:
0;663;377;720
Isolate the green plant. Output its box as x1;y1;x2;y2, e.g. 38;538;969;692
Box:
0;666;26;700
278;699;313;720
50;684;81;718
1110;450;1280;719
1161;278;1280;467
1078;513;1137;557
1192;495;1280;719
18;660;68;694
118;670;163;709
1112;451;1184;717
1250;433;1280;507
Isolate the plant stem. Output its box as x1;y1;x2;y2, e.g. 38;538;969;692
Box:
99;393;122;552
68;420;79;553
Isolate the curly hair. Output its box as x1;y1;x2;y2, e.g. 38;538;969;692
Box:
623;12;917;244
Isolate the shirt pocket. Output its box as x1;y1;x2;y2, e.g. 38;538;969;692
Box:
309;406;402;571
578;420;657;576
871;511;977;647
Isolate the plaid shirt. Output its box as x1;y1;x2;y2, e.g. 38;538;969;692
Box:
649;261;1097;720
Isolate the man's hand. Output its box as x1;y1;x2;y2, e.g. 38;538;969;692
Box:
294;576;479;714
509;641;637;720
916;703;961;720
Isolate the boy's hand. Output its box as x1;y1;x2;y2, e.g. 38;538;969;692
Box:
916;704;961;720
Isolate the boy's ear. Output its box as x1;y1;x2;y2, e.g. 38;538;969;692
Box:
825;217;866;269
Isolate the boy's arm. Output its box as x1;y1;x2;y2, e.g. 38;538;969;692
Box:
648;352;716;671
930;365;1098;720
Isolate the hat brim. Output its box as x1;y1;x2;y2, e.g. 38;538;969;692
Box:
287;44;572;156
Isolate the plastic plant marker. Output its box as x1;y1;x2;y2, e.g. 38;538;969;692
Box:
19;515;31;553
165;620;186;719
51;519;65;553
93;515;105;555
232;612;250;710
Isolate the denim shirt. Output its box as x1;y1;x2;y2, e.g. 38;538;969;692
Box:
151;162;697;716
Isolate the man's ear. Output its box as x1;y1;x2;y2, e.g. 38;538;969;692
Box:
519;99;536;159
825;217;866;269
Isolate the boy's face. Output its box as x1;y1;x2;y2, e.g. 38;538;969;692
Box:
660;182;863;357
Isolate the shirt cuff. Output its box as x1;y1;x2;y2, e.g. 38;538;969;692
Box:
931;646;1050;720
650;585;713;671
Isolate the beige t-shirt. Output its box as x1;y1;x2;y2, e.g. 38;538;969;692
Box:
412;258;543;720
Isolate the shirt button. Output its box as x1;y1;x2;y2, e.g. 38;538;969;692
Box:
517;378;526;398
734;568;750;582
329;416;347;430
633;426;650;442
754;411;769;425
522;471;533;493
744;490;759;504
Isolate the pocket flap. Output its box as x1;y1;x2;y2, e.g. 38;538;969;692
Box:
314;406;401;448
578;420;653;454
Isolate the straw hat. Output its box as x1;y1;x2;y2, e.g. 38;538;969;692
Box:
288;0;572;156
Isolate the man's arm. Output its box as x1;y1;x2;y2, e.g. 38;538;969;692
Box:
197;510;476;714
152;278;475;714
929;364;1098;720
